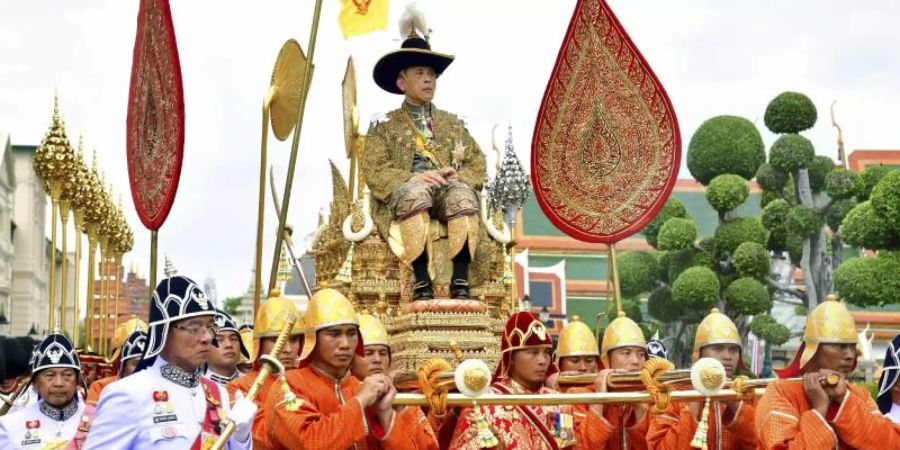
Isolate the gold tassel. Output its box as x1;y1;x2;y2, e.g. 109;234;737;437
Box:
277;375;304;412
690;398;711;450
471;402;499;449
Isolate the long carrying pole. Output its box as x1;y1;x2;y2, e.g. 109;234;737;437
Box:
267;0;324;293
48;184;60;330
149;230;158;291
608;243;623;314
85;226;98;349
59;200;71;334
72;210;84;347
393;388;766;407
209;313;297;450
113;253;122;337
254;98;273;315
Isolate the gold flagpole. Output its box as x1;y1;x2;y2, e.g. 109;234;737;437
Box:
608;243;623;315
268;0;325;293
58;197;71;332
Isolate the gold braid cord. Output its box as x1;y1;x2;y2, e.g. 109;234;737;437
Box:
417;358;452;419
640;358;674;415
730;376;754;403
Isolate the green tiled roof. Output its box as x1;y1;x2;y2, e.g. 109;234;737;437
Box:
522;186;762;238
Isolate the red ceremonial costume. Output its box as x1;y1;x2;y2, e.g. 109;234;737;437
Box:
448;312;611;450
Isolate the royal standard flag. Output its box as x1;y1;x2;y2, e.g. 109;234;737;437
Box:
338;0;389;39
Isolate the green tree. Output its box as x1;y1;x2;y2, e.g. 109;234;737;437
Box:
834;171;900;306
619;114;791;367
223;296;243;316
757;92;889;309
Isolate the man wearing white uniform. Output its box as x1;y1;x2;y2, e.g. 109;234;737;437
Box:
83;275;256;449
0;331;95;449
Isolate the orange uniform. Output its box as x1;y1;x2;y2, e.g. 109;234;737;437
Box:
755;379;900;450
647;399;756;450
265;365;421;450
85;376;115;406
227;369;280;450
449;380;615;450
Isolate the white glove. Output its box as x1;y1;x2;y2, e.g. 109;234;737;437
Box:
228;391;258;443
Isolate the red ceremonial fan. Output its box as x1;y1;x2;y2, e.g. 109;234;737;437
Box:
531;0;680;244
126;0;185;232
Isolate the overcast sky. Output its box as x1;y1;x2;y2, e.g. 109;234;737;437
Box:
1;0;898;303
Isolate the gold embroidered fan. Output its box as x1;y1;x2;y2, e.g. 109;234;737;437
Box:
531;0;681;312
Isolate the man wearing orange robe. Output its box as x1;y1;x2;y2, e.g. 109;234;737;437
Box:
352;312;439;450
756;295;900;449
85;317;148;406
264;288;421;450
647;308;755;450
448;311;613;450
226;289;304;450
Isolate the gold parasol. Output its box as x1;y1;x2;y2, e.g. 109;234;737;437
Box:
254;39;309;314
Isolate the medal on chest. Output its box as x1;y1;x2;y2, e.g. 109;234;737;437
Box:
152;390;177;422
548;412;575;448
22;419;41;444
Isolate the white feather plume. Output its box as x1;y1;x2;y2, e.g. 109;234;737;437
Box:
399;3;428;39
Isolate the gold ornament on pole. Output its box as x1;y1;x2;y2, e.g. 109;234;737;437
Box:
267;0;326;294
112;199;134;338
98;183;117;356
33;95;76;332
253;38;307;316
83;151;105;350
70;139;93;346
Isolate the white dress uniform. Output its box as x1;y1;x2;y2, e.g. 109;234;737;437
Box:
83;356;251;450
0;399;89;449
83;275;254;450
0;385;38;415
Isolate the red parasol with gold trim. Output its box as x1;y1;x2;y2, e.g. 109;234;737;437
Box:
125;0;185;290
531;0;681;313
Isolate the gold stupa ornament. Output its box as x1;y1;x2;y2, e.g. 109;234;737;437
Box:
557;316;599;358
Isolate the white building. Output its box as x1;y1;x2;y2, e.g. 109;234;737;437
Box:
8;142;48;337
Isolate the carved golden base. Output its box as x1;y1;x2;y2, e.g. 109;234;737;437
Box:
383;306;505;374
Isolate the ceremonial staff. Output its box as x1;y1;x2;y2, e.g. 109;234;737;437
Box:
267;0;325;294
83;152;105;349
70;141;92;347
530;0;681;315
254;39;307;314
210;312;297;450
33;95;76;331
126;0;186;292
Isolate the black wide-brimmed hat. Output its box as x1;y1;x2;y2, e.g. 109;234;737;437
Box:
877;333;900;414
29;331;81;376
372;5;454;95
118;329;148;378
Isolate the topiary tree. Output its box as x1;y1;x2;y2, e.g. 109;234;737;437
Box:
617;114;788;368
834;172;900;306
756;91;875;309
687;116;766;185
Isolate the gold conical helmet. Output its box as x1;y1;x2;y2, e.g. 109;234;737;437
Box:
299;288;362;363
557;316;598;358
601;312;646;368
799;294;857;369
692;308;741;362
253;289;304;360
113;316;148;350
238;322;254;364
358;313;390;348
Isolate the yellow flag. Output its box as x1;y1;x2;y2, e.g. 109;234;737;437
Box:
338;0;389;39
